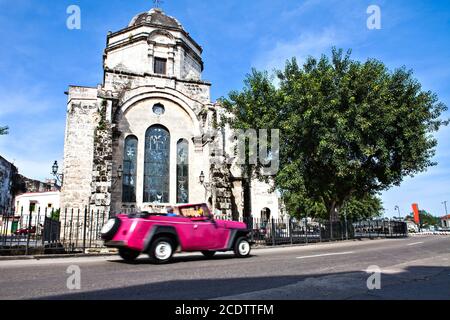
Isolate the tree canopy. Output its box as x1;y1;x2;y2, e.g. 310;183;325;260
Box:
222;48;448;220
0;126;8;135
283;191;383;221
406;210;440;227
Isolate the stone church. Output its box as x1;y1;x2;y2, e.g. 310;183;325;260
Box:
61;7;281;222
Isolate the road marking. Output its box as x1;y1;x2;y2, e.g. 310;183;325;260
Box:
296;251;354;259
407;242;424;246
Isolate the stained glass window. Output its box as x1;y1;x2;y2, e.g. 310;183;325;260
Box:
177;139;189;204
122;135;138;203
144;125;170;203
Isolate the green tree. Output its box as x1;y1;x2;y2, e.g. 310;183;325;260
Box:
284;190;383;221
0;126;8;135
51;209;61;221
406;210;440;227
222;48;448;221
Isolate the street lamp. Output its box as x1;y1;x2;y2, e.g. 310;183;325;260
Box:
199;171;205;185
199;171;212;206
395;205;402;220
442;201;448;216
51;161;64;185
111;165;123;186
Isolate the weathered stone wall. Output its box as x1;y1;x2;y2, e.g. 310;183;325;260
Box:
0;156;17;213
61;87;99;211
90;100;113;214
105;23;202;81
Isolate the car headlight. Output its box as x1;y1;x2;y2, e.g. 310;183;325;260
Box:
101;219;117;234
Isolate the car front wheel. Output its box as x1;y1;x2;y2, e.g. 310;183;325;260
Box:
234;237;251;258
148;237;174;264
118;248;140;262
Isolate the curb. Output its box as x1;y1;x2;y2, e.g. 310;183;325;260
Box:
0;251;118;262
409;231;450;236
0;238;386;261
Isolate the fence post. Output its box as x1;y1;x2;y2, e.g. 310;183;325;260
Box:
305;219;308;245
36;207;41;249
3;213;9;246
345;216;349;240
289;218;293;245
271;218;276;246
25;205;33;256
42;207;47;246
330;220;333;241
82;206;88;253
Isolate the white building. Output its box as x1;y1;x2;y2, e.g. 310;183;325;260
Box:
60;7;281;225
14;191;60;228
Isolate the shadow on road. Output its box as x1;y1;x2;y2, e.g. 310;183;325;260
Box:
35;265;450;300
109;253;245;265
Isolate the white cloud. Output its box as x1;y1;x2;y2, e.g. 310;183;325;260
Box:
253;27;343;72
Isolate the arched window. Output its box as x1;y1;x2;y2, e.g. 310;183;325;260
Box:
122;135;138;203
144;125;170;203
177;139;189;203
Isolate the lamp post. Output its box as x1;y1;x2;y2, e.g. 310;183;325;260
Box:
395;205;402;220
51;161;64;186
110;164;123;186
199;171;214;213
199;171;211;200
442;201;448;215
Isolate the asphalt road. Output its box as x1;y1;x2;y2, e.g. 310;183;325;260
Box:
0;236;449;300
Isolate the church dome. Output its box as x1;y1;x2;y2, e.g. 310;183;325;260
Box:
128;8;183;29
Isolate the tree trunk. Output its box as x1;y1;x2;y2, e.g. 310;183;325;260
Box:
326;201;340;222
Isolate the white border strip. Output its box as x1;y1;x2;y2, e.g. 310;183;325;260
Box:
296;251;354;259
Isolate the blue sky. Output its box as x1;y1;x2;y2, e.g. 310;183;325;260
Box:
0;0;449;218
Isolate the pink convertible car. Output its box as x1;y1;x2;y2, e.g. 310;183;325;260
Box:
101;203;252;264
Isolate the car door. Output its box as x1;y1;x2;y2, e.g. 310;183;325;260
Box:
189;217;217;250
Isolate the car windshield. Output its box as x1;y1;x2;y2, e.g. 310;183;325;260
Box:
178;204;211;218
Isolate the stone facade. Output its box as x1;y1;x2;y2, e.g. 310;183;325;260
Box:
61;8;280;222
0;156;17;213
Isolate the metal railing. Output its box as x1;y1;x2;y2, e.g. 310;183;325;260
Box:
0;207;62;256
1;207;408;255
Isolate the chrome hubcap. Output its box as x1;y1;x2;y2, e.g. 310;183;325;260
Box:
155;242;172;260
239;241;250;255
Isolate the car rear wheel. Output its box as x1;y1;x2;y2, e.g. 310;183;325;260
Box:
118;248;140;262
201;251;216;258
148;237;174;264
234;237;251;258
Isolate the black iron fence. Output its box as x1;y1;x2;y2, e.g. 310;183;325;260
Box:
59;207;109;253
0;207;62;256
242;217;407;246
1;207;408;256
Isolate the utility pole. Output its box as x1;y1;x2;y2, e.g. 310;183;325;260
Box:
395;205;402;220
442;201;448;215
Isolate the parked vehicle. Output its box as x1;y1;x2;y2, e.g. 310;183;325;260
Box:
101;203;252;264
406;221;419;233
14;226;36;236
